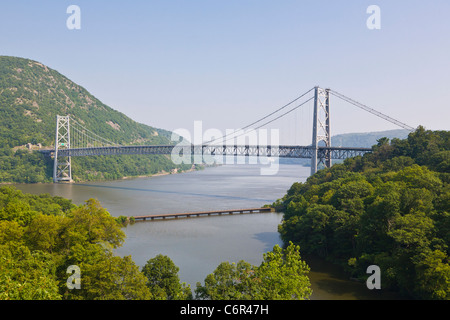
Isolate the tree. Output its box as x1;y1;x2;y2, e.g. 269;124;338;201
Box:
62;198;125;250
0;198;38;226
25;214;64;253
414;249;450;300
388;212;434;250
64;248;152;300
0;244;61;300
195;243;312;300
0;220;23;244
142;254;192;300
195;260;255;300
254;243;311;300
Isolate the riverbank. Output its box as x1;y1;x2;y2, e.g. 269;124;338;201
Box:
303;255;406;300
119;167;197;180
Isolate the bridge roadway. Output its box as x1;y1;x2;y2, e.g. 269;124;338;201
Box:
132;207;274;221
40;144;372;159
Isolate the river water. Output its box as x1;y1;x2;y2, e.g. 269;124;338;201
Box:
13;162;402;300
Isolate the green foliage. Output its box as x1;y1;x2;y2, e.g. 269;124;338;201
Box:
276;127;450;300
64;198;126;249
0;244;61;300
0;186;191;300
65;251;152;300
70;154;192;182
142;254;192;300
0;150;53;183
195;260;256;300
255;242;312;299
195;242;312;300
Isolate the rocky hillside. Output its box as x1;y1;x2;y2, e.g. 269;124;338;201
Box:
0;56;188;183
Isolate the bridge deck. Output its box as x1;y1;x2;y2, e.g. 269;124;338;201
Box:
132;207;273;221
41;144;372;159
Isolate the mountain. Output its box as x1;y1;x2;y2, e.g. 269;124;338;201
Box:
0;56;176;148
0;56;190;183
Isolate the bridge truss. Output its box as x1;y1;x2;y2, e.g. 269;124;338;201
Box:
44;144;371;160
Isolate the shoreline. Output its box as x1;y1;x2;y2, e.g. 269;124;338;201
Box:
1;164;216;186
119;167;198;181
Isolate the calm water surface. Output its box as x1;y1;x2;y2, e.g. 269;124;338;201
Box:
14;163;402;300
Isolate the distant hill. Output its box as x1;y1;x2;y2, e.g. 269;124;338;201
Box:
0;56;190;183
280;129;411;166
331;129;410;148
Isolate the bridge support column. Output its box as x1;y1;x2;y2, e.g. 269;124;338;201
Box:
53;115;72;182
311;87;331;175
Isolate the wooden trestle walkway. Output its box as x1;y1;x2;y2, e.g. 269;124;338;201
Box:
132;207;274;221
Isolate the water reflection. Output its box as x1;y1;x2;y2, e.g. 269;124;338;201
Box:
305;255;404;300
252;231;282;253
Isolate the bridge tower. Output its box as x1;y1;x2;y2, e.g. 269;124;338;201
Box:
53;115;72;182
311;86;331;175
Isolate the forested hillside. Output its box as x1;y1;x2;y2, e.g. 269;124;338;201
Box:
0;56;190;183
274;127;450;300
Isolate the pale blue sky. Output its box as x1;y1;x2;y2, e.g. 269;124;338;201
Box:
1;1;449;144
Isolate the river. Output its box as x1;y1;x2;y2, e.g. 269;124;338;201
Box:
13;161;402;300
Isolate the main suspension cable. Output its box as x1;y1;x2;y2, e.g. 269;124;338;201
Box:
204;88;315;145
329;90;415;131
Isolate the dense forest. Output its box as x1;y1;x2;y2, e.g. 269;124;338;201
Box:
0;56;192;183
274;127;449;300
0;186;312;300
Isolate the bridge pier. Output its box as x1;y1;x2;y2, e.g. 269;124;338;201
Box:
53;115;73;183
311;87;331;175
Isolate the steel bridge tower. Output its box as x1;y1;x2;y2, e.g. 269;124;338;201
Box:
311;86;331;175
53;115;72;182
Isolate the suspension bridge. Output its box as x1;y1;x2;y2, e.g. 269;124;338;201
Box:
40;86;415;183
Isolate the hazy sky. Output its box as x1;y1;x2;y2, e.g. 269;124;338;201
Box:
1;1;449;145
